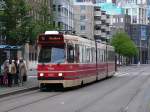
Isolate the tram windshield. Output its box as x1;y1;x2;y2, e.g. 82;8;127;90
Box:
38;46;65;63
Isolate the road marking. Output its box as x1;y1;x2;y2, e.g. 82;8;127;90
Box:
60;102;65;104
114;72;129;77
115;72;150;77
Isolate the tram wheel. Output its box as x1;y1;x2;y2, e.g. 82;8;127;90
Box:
40;83;46;91
96;76;98;82
81;81;84;87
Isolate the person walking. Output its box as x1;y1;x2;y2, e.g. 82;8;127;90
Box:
18;59;27;86
14;58;19;85
7;59;16;87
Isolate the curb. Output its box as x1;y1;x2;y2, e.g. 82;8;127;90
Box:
0;86;39;98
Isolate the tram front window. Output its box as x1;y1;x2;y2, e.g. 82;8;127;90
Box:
38;47;65;63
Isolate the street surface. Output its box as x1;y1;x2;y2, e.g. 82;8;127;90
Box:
0;65;150;112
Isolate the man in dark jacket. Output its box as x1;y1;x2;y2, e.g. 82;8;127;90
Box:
14;58;19;85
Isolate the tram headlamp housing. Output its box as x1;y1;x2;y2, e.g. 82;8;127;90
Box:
58;73;63;77
40;73;44;77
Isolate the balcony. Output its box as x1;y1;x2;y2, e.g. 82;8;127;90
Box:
101;25;107;30
105;27;110;32
101;32;107;38
94;11;101;16
106;19;110;24
101;15;106;20
94;30;101;36
94;21;101;25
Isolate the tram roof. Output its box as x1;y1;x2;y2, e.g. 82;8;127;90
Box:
64;34;94;46
39;33;114;50
64;34;111;49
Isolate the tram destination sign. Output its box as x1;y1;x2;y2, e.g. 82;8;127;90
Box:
38;34;64;44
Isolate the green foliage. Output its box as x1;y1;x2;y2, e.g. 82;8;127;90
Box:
26;1;57;44
3;0;31;45
111;31;138;58
3;0;57;45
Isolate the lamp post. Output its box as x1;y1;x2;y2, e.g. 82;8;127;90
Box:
139;36;142;65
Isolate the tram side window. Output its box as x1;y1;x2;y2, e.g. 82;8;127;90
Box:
99;49;102;62
83;46;86;63
107;51;110;62
109;51;115;62
91;48;93;63
102;50;104;62
79;45;83;63
100;49;102;62
67;44;74;63
89;48;92;63
97;49;100;63
112;51;115;61
91;48;94;63
92;48;96;63
104;50;106;62
85;46;88;63
86;47;91;63
75;44;79;63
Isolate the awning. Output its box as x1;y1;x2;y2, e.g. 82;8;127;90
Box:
0;45;22;50
0;45;9;49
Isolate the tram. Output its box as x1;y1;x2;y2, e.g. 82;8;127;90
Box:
37;31;116;89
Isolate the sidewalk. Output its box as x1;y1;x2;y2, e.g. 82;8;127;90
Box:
0;70;39;98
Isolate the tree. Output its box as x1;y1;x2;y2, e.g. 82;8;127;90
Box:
27;1;58;44
3;0;31;45
3;0;58;45
111;31;138;64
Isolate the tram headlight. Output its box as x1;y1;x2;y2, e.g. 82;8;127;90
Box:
58;73;63;77
40;73;44;77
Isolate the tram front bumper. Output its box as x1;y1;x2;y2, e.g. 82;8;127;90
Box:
38;80;76;88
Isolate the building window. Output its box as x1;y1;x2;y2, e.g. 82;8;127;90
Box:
53;21;55;27
101;20;105;24
80;25;86;30
53;5;56;11
94;16;101;21
113;18;116;23
126;9;128;14
95;25;101;30
133;16;137;23
132;8;137;15
76;0;84;2
80;15;86;20
58;22;62;27
121;18;124;22
94;7;100;11
58;5;61;12
80;5;85;10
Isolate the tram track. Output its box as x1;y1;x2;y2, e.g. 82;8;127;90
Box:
0;66;139;103
118;72;150;112
0;90;39;103
2;91;64;112
74;69;149;112
1;66;148;112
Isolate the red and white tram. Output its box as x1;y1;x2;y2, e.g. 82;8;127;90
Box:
37;31;116;89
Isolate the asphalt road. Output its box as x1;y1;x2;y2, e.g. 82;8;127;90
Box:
0;65;150;112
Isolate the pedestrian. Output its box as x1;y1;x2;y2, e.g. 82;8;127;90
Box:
3;60;9;86
18;59;27;86
0;64;3;86
14;58;19;85
7;59;16;87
